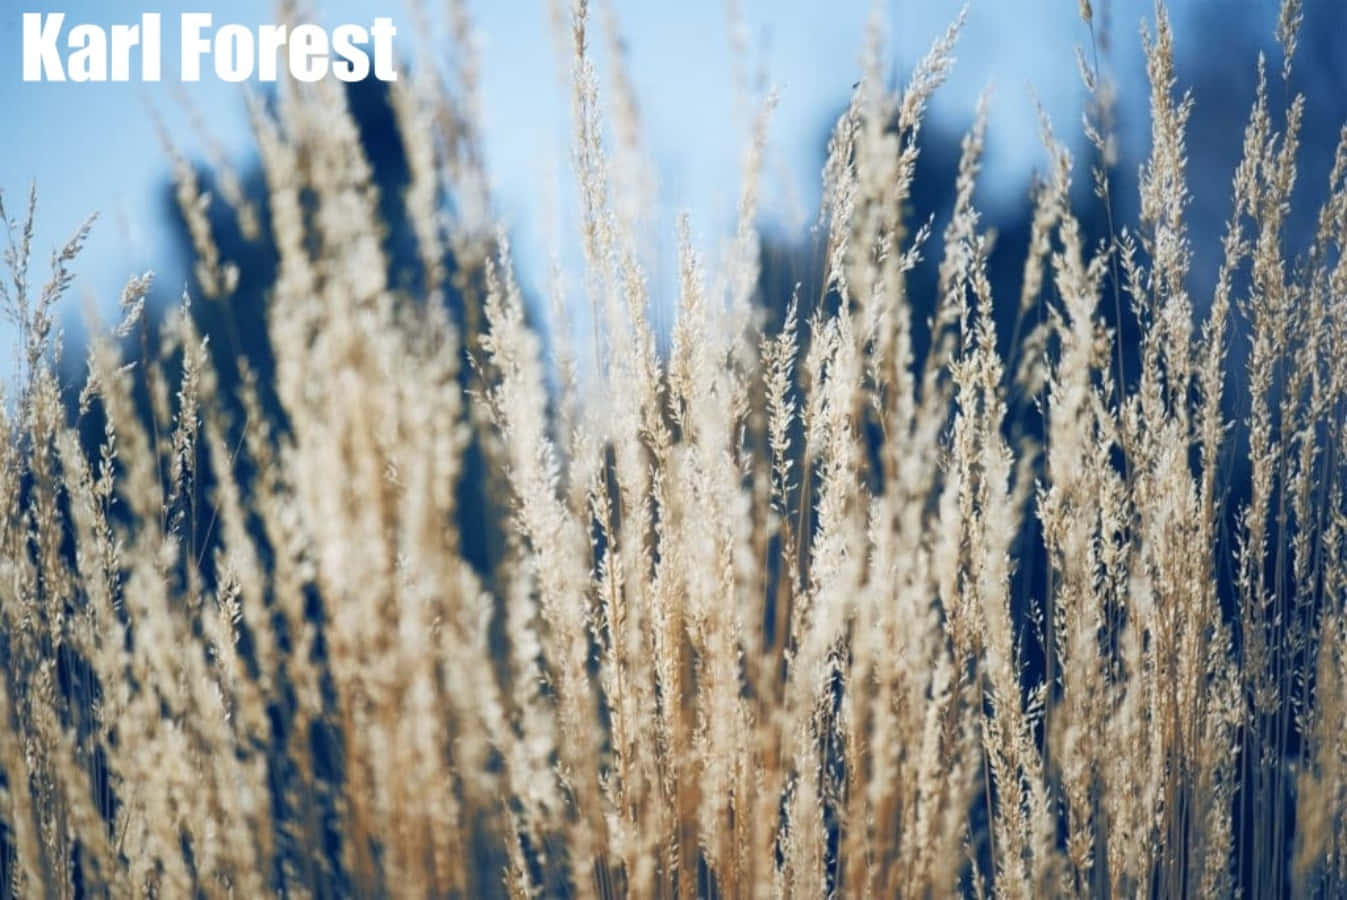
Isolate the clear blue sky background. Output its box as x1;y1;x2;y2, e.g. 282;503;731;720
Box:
0;0;1271;363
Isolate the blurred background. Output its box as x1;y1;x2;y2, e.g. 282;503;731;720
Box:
1;0;1343;370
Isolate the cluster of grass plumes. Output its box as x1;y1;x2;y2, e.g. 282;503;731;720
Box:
3;0;1347;896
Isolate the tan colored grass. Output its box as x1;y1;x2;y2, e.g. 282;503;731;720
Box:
2;0;1346;896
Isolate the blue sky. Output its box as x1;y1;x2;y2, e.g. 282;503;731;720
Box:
0;0;1266;362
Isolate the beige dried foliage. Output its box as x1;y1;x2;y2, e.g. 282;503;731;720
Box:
1;0;1345;897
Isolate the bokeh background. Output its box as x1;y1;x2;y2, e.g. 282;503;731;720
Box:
1;0;1343;367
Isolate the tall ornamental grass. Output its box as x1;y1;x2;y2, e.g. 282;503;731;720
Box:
1;0;1345;896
